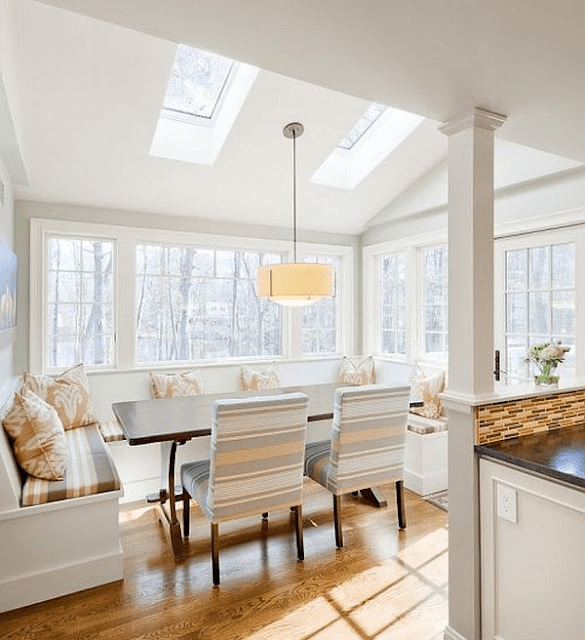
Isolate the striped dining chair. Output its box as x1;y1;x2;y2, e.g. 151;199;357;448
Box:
304;384;410;548
180;392;309;585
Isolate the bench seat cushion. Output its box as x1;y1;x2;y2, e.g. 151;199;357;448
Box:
98;419;126;443
407;413;448;435
21;424;121;506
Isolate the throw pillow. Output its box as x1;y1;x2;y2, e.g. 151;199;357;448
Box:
150;370;205;399
409;368;446;419
239;363;281;391
23;363;97;430
2;388;68;480
337;356;375;385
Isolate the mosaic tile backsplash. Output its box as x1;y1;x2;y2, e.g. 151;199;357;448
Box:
475;389;585;445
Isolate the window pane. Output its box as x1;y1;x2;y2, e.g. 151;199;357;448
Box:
552;290;575;336
528;291;549;334
506;249;526;291
162;45;234;119
506;293;527;334
422;245;447;361
337;103;387;150
379;252;406;356
46;237;115;368
528;246;549;289
302;255;339;355
136;244;282;362
552;244;575;289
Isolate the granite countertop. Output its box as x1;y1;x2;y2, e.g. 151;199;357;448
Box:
475;424;585;490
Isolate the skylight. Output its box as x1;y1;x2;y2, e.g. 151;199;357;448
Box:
162;45;235;120
150;45;258;166
337;103;387;150
312;106;425;189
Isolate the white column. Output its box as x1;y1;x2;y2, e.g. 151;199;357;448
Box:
439;108;506;640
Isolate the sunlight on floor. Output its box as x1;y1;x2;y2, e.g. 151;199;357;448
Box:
244;527;449;640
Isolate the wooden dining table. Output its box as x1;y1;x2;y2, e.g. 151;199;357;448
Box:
112;382;387;559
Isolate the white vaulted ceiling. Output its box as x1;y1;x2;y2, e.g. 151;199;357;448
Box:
3;0;584;234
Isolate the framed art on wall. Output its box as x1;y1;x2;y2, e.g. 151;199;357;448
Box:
0;240;17;334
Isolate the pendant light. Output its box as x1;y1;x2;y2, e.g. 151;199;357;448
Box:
257;122;334;306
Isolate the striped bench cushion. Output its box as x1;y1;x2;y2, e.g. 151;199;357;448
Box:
98;419;126;442
21;423;121;506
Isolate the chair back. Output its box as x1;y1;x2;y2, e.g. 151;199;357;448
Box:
329;384;410;494
208;392;308;523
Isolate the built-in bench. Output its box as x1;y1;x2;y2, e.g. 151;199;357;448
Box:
0;378;124;613
87;356;417;503
405;412;448;496
0;355;445;613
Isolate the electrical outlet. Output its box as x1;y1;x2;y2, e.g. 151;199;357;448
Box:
496;483;517;523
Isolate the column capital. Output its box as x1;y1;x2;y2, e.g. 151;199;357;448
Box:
439;107;507;137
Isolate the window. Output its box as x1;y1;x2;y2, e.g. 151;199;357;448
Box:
150;47;258;166
302;256;339;355
136;244;282;362
46;235;115;369
504;242;575;381
31;220;354;372
379;252;406;356
162;45;234;121
337;103;387;150
421;245;448;363
311;106;424;190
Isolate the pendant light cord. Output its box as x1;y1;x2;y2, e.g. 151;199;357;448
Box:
292;128;297;263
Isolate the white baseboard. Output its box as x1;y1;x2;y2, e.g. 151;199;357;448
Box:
0;547;124;613
118;475;161;503
443;626;470;640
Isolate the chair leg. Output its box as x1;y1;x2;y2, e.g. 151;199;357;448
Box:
182;491;190;538
333;494;343;548
211;523;220;586
294;505;304;561
396;480;406;530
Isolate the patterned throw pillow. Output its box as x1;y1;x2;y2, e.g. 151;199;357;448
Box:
3;388;68;480
149;370;205;399
23;363;97;430
409;368;446;419
337;356;376;385
240;364;281;390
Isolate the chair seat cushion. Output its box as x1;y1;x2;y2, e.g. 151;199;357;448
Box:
181;459;212;520
21;423;121;506
304;440;335;493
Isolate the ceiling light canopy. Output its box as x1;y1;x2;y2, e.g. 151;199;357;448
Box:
257;122;334;307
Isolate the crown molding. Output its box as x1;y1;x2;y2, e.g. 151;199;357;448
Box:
439;107;507;137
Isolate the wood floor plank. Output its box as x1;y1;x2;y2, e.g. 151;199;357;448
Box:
0;481;448;640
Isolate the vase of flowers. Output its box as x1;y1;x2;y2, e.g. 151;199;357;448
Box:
526;342;570;386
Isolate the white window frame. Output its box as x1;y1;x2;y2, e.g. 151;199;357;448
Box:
30;218;353;373
363;232;446;364
294;243;353;359
494;225;585;383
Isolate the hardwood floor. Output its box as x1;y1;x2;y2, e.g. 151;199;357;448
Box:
0;481;448;640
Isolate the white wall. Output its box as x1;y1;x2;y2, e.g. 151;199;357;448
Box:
362;162;585;246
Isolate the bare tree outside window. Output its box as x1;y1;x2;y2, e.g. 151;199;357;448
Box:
135;243;282;362
380;252;406;355
302;255;339;355
47;236;114;368
422;245;448;362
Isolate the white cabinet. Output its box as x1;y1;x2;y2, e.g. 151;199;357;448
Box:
480;458;585;640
